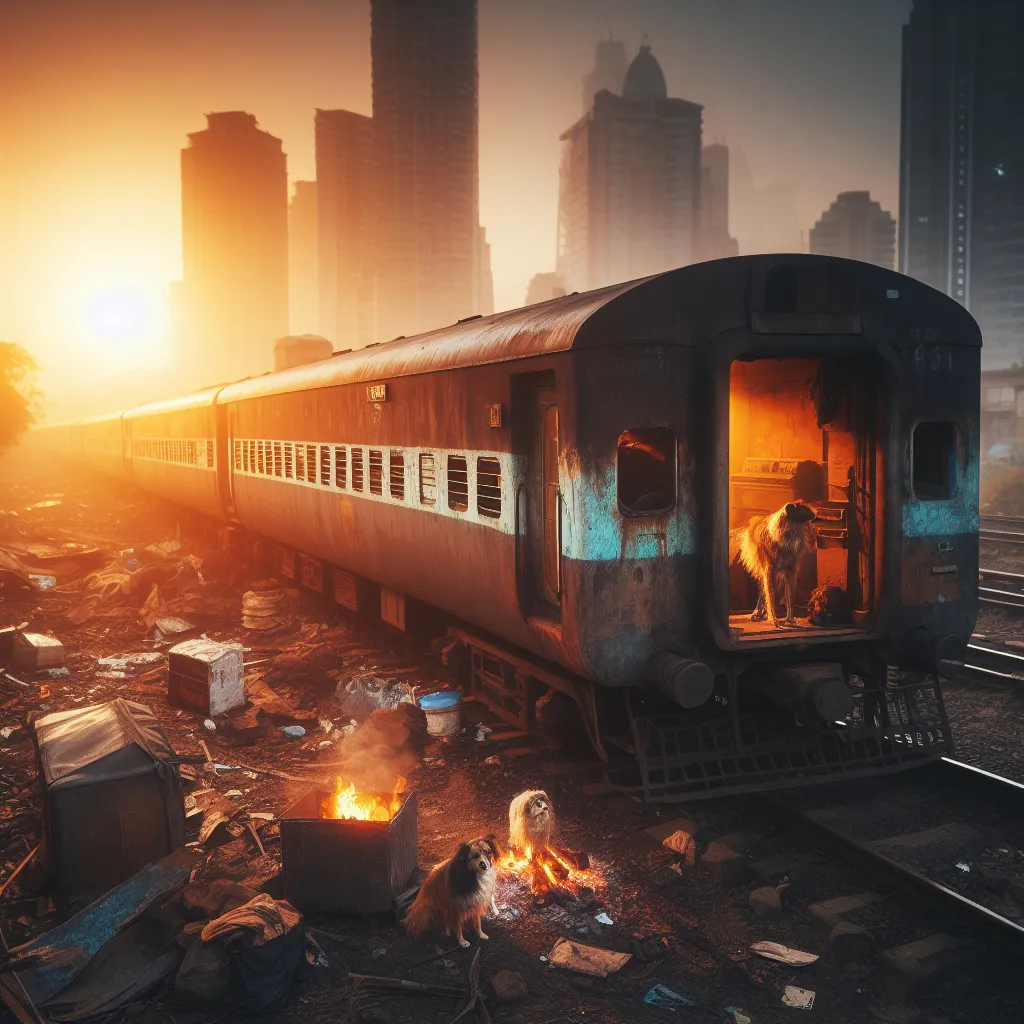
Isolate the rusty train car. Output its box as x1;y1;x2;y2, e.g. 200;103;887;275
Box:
40;255;981;801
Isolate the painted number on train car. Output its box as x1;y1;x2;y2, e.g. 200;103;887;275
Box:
366;384;388;402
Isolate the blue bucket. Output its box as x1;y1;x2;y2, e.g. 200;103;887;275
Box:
418;690;462;735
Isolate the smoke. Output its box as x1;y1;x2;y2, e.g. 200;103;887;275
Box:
332;708;422;795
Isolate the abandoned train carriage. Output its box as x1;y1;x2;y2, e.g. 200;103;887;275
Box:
44;255;981;800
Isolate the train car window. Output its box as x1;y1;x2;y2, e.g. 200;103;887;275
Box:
335;446;347;488
243;442;250;473
351;447;364;491
320;445;331;486
295;444;305;481
617;428;676;516
448;456;469;511
233;440;242;471
369;450;384;495
477;457;501;518
306;444;317;484
913;421;963;500
284;443;294;479
256;441;264;475
390;450;405;500
419;454;437;504
272;441;281;477
189;441;197;466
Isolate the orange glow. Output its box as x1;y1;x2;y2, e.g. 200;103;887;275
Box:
321;776;406;822
498;843;604;898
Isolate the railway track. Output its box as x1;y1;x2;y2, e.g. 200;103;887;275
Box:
961;640;1024;685
980;513;1024;546
768;757;1024;959
978;565;1024;609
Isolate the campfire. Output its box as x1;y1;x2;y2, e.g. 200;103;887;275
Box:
320;775;407;821
499;844;603;903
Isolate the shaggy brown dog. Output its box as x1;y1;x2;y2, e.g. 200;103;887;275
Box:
403;837;498;948
508;790;555;856
730;502;818;627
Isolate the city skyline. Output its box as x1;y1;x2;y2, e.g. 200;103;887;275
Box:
1;0;912;416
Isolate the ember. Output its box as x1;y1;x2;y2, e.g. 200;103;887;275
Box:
320;775;406;822
499;844;602;900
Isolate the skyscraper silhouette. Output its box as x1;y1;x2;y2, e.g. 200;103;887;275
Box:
899;0;1024;365
315;109;375;350
810;191;895;269
582;36;627;112
180;112;288;386
558;44;703;292
371;0;488;341
288;180;319;336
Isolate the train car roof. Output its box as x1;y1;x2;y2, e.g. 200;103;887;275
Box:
122;386;223;419
214;255;980;404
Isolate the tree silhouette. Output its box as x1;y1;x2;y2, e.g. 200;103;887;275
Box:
0;342;41;457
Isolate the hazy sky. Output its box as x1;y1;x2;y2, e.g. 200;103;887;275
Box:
0;0;911;404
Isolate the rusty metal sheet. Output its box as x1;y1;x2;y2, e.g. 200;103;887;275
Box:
122;386;222;420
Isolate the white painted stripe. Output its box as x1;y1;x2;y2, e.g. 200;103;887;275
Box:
231;438;524;536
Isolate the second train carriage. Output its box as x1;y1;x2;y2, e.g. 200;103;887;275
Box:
44;255;981;799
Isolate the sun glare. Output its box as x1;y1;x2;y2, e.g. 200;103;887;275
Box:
83;287;152;346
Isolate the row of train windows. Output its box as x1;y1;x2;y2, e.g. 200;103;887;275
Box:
232;440;502;519
135;438;214;468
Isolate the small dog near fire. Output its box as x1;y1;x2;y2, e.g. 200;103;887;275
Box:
403;836;499;948
509;789;555;856
730;502;818;628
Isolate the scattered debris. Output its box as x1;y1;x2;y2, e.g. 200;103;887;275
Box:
548;938;632;977
280;725;306;739
204;719;217;731
955;861;971;873
338;675;415;720
643;983;695;1011
146;538;182;558
97;653;164;670
724;1008;752;1023
750;941;819;966
594;912;614;925
782;985;816;1009
241;583;289;632
29;574;57;590
151;616;197;641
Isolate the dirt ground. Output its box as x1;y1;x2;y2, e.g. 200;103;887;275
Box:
2;445;1024;1024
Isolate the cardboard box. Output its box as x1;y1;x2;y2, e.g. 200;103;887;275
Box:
14;633;65;671
167;640;244;717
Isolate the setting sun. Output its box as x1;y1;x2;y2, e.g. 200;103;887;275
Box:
83;287;151;346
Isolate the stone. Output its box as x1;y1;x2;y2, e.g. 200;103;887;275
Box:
642;816;700;845
878;933;977;999
700;841;749;884
748;885;783;918
488;969;529;1003
826;921;872;964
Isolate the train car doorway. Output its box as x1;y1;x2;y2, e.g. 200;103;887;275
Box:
727;356;879;640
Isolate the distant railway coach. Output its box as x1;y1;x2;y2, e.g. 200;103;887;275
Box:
40;255;981;801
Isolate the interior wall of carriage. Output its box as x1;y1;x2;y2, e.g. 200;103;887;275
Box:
727;355;882;637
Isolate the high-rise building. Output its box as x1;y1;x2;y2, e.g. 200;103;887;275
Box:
288;181;319;336
582;37;627;112
809;191;896;269
899;0;1024;366
524;272;566;306
371;0;488;341
315;109;375;350
698;144;739;261
180;111;288;386
557;43;703;293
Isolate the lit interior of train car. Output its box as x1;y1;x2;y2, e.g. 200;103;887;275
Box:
728;356;878;641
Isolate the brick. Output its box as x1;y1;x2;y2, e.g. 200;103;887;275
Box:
488;970;529;1002
642;817;700;845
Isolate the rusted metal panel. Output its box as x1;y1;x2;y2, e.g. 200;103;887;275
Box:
280;790;418;914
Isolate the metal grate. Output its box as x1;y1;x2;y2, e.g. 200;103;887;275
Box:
606;674;952;803
296;444;305;481
448;455;469;511
333;568;358;611
469;648;530;730
390;450;405;500
257;441;265;475
320;445;331;485
284;443;294;479
419;453;437;504
351;448;364;491
274;442;283;477
335;446;347;488
233;440;242;471
369;449;384;495
307;444;317;484
476;457;501;518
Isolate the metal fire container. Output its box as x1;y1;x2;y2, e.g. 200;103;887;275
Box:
167;639;244;716
280;790;418;914
13;632;65;671
32;698;185;915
